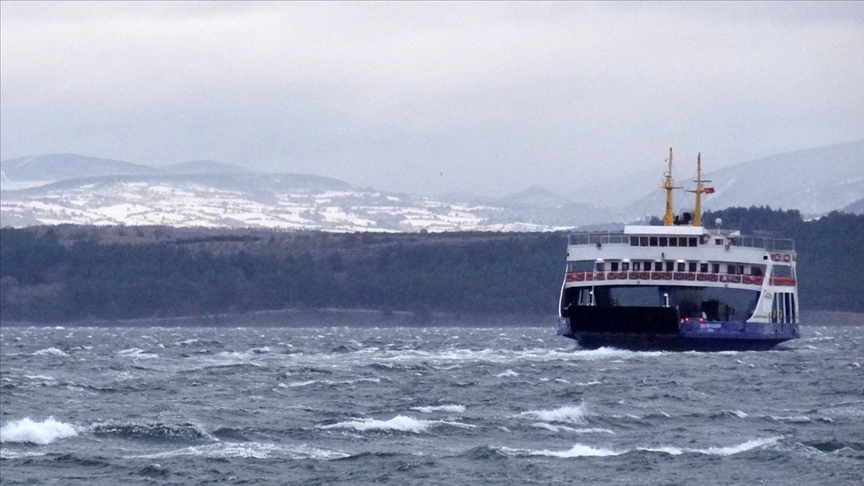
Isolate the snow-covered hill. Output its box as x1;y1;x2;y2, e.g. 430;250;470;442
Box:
0;173;589;231
2;140;860;230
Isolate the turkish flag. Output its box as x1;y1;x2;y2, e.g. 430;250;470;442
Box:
704;187;715;194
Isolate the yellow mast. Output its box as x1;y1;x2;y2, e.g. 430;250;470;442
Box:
686;153;711;227
662;148;680;226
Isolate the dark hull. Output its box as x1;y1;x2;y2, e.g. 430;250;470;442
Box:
566;332;789;352
558;306;799;352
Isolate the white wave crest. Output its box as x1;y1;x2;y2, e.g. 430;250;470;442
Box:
575;347;664;359
284;378;382;388
521;437;780;458
519;405;586;424
32;347;67;357
321;415;474;433
287;380;319;388
130;442;348;460
519;444;620;457
0;417;78;444
497;369;519;377
411;405;466;414
690;437;781;455
530;423;614;434
116;348;159;359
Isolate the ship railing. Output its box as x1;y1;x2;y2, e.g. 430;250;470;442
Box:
567;232;795;251
567;232;630;246
732;236;795;251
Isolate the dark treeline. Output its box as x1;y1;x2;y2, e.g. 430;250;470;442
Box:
1;208;862;322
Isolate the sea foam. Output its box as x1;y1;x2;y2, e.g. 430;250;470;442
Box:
411;405;466;414
0;417;78;445
32;347;68;357
521;436;781;458
519;405;586;424
321;415;473;433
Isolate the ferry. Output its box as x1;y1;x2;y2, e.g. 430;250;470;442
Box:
557;149;800;351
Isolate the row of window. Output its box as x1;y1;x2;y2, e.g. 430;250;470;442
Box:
569;260;764;276
629;236;702;247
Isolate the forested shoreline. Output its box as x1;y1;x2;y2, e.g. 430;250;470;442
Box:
1;208;862;323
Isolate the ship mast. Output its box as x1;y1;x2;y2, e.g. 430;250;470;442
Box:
686;153;711;227
662;148;680;226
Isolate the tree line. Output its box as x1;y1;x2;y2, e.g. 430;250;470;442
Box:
1;208;861;323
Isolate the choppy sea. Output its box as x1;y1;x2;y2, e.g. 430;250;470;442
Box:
1;324;862;485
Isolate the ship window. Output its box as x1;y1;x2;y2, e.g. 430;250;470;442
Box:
633;262;640;271
688;262;697;272
712;263;720;273
737;265;744;274
659;237;668;247
622;262;630;271
568;261;594;272
630;236;639;246
689;237;697;247
595;261;604;272
715;238;724;245
665;261;674;271
771;265;793;278
700;263;708;273
677;262;686;272
655;261;663;271
610;262;619;271
727;265;736;275
669;237;678;247
680;237;688;246
640;236;649;246
650;237;658;246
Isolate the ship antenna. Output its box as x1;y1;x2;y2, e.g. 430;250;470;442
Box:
686;152;713;227
662;148;680;226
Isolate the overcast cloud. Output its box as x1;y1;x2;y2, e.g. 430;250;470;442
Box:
1;2;862;203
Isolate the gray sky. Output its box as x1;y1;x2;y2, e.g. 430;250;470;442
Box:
1;2;862;203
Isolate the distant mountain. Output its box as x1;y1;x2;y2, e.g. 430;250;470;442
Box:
2;141;860;231
843;198;864;215
0;154;157;186
496;186;575;209
160;160;253;175
623;139;864;219
0;172;589;231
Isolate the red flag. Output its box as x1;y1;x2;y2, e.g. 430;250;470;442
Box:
704;187;715;194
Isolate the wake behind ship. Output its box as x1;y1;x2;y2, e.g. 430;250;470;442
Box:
557;149;800;351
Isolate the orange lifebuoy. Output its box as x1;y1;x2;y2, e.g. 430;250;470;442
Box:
771;253;781;262
743;275;753;284
575;272;585;282
783;254;791;262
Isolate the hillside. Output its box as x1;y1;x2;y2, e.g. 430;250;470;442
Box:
2;210;862;323
1;140;861;231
